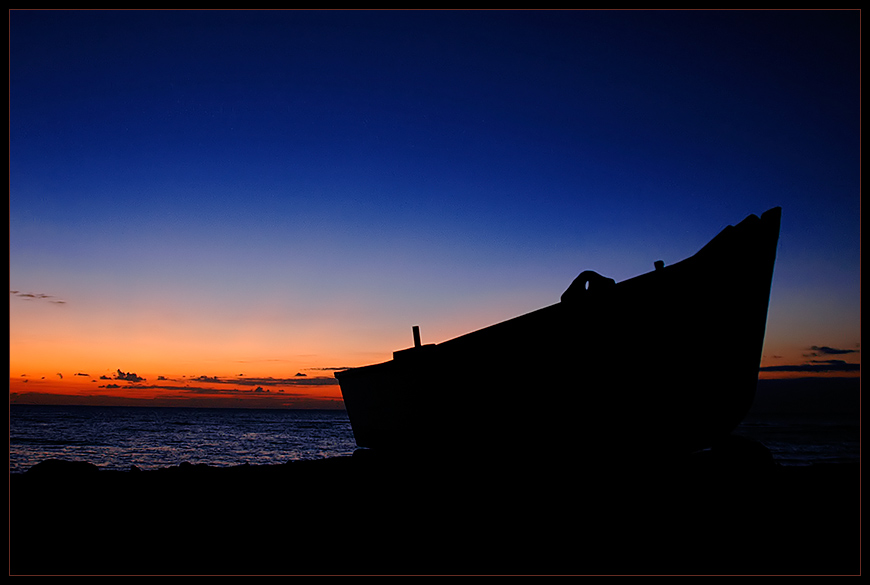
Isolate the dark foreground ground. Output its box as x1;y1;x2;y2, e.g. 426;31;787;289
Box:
9;436;861;576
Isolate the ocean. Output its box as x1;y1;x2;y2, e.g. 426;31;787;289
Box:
9;405;357;473
8;403;860;473
739;412;860;467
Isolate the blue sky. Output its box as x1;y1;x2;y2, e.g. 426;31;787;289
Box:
9;10;861;405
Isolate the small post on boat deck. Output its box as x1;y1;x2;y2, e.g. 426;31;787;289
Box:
412;325;421;348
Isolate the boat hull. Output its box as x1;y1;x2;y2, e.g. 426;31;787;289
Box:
336;208;781;460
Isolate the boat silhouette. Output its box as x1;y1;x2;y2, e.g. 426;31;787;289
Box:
335;207;782;461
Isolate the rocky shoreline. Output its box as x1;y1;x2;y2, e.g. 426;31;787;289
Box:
9;438;860;575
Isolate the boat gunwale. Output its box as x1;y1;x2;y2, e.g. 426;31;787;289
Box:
334;208;780;380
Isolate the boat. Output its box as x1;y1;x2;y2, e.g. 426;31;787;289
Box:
335;207;782;461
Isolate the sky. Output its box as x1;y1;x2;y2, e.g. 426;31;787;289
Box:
9;9;861;409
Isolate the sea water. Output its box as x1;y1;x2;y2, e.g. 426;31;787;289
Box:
9;405;357;473
8;404;860;473
738;412;860;467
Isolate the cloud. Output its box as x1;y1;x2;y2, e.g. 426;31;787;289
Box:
811;359;860;368
309;366;355;371
239;376;338;387
115;369;146;383
192;375;220;383
294;372;307;377
86;372;340;396
75;372;90;377
760;360;860;373
11;290;66;304
188;375;338;387
806;345;860;356
149;383;309;396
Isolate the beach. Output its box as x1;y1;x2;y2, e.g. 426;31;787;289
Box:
9;438;860;576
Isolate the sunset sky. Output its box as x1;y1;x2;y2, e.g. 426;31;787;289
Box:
9;10;860;409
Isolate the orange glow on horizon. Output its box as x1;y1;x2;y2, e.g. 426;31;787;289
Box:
8;369;346;410
10;295;858;410
10;365;860;410
757;369;860;380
